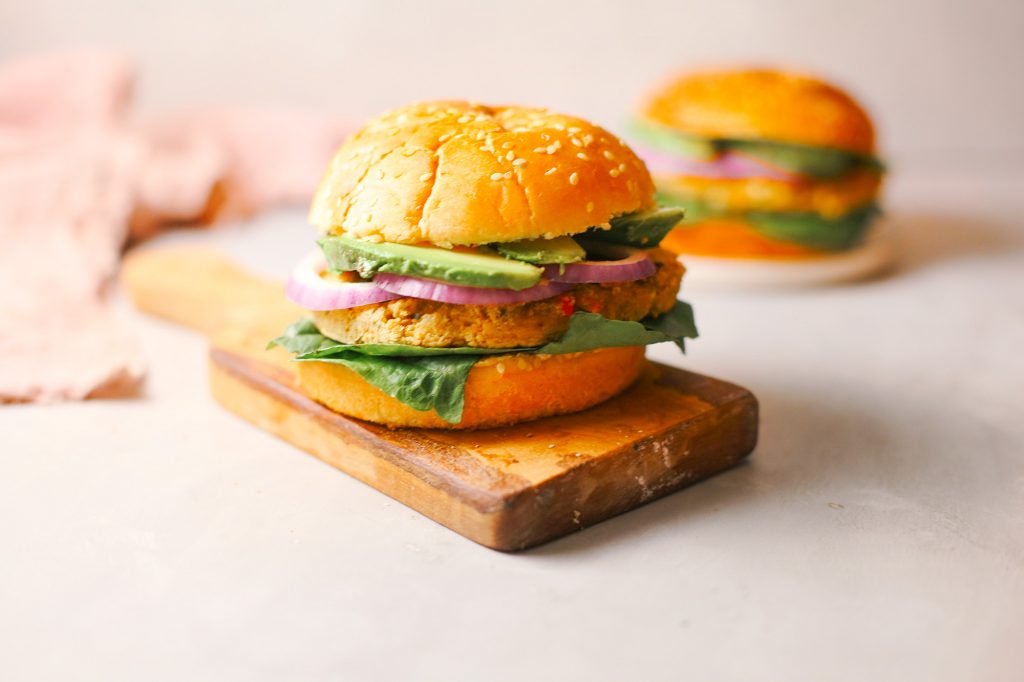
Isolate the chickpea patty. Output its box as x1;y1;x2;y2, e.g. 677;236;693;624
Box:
312;247;684;348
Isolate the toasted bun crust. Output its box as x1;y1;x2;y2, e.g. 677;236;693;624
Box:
641;69;876;154
296;346;646;429
309;101;656;246
661;218;818;258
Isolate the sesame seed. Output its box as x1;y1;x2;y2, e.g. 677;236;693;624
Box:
513;158;526;166
586;201;594;212
419;172;432;181
618;163;627;171
457;115;472;123
609;168;621;177
545;167;557;175
506;151;515;161
582;134;594;145
503;171;512;179
533;147;546;153
501;141;514;150
490;172;504;181
567;126;581;134
569;172;579;185
603;150;615;160
577;152;589;160
571;138;583;147
553;123;565;131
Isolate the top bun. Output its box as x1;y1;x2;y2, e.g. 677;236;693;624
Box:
309;101;655;246
640;68;876;154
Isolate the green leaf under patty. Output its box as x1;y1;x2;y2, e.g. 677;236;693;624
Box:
536;301;697;354
655;191;880;252
269;302;698;424
746;204;880;251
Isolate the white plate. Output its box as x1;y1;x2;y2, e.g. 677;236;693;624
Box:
678;221;895;290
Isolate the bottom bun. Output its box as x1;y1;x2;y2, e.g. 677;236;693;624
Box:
296;346;647;429
662;219;817;258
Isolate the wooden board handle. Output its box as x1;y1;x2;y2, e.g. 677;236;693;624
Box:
121;247;300;339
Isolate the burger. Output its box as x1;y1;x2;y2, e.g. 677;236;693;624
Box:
630;68;885;259
270;101;697;429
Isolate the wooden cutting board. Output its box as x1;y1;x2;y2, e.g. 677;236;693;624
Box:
122;247;758;551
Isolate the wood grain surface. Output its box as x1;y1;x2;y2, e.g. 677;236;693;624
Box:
123;247;759;550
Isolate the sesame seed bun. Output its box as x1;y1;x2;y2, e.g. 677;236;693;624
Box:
640;68;876;154
296;346;646;429
309;101;656;246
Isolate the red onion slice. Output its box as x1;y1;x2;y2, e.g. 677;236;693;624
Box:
374;273;571;305
633;143;799;182
543;242;655;283
286;250;401;310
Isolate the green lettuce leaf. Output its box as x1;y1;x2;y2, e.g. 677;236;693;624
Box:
536;301;697;354
637;300;699;352
655;191;879;251
746;204;880;251
315;352;477;424
269;303;698;424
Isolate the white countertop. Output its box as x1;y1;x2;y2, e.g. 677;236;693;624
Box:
2;170;1022;681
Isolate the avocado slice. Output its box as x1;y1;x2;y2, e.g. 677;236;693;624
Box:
653;193;717;222
630;118;884;179
318;236;543;290
628;119;720;160
495;235;586;264
727;139;882;179
585;207;686;247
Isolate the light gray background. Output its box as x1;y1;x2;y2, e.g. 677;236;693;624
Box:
2;2;1022;681
2;0;1023;167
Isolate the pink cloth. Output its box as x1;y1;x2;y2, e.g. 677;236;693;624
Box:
0;50;351;402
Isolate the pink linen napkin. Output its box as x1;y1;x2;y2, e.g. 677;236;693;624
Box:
0;50;350;402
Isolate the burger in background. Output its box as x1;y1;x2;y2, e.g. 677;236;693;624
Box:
630;68;888;285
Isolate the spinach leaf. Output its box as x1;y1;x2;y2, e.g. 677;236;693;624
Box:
303;351;478;424
654;190;880;252
270;302;698;424
537;301;697;354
